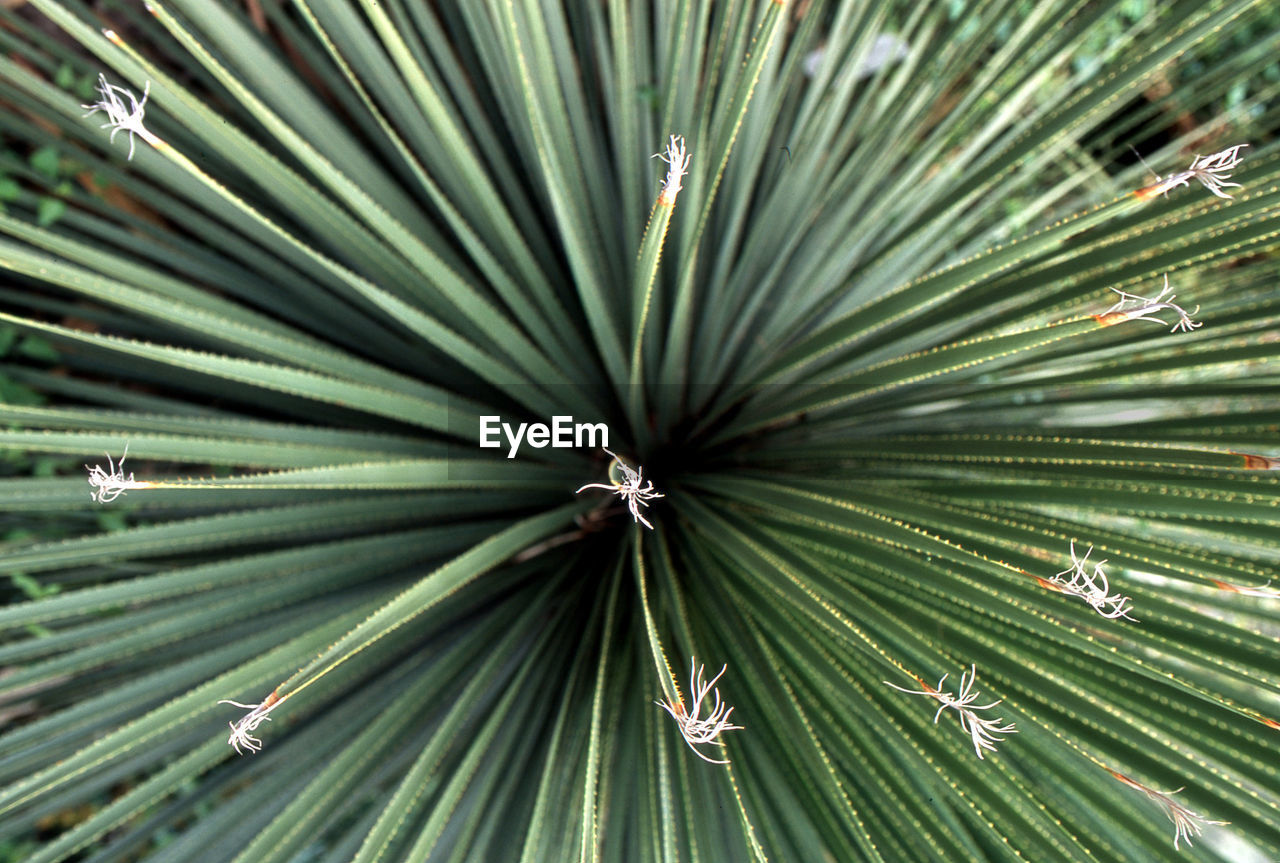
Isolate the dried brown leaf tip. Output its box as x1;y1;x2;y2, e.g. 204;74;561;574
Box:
1237;452;1280;470
1034;575;1065;593
1107;769;1228;850
1211;579;1280;598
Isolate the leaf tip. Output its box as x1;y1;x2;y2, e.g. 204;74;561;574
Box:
1237;452;1279;470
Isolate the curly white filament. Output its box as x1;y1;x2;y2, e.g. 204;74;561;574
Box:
656;660;743;764
218;691;285;754
1049;540;1137;621
86;444;151;503
653;134;691;205
1102;274;1201;334
1135;144;1247;200
885;665;1017;759
82;71;152;160
1109;770;1229;849
1185;145;1248;198
576;448;664;529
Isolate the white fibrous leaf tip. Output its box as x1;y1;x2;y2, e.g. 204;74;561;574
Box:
1047;540;1137;620
82;73;152;160
656;659;743;764
576;448;664;529
1135;143;1247;200
1109;769;1229;849
86;444;151;503
1101;274;1201;334
1187;144;1248;198
653;134;691;205
885;665;1017;759
218;691;285;754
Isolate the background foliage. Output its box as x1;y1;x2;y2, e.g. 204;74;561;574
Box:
1;0;1279;861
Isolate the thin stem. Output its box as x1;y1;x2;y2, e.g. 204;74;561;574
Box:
628;136;689;440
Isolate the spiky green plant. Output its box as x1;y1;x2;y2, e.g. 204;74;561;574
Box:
1;0;1279;860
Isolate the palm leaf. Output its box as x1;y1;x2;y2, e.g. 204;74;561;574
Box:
1;1;1278;861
